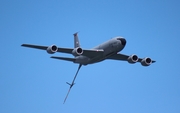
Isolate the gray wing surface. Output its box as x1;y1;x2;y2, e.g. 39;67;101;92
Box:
50;56;76;62
107;53;156;63
21;44;104;58
82;49;104;58
21;44;73;54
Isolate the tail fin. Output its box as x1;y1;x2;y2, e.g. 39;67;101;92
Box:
73;32;80;48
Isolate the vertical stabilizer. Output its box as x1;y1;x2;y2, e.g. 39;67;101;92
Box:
73;32;80;48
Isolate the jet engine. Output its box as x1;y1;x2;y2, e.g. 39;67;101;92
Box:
141;57;152;66
46;45;58;54
127;54;138;64
72;47;83;56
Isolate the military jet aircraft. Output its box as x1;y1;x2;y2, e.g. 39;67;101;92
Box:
21;33;155;103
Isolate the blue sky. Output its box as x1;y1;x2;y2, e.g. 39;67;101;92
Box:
0;0;180;113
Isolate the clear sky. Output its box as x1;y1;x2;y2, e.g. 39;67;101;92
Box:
0;0;180;113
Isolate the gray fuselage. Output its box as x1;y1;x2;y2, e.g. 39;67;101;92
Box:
74;37;126;65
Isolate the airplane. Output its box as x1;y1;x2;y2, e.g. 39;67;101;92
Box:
21;32;155;103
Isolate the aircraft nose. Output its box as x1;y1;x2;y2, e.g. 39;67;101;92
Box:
117;38;126;46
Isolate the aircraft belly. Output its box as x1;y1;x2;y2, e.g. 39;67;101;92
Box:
74;54;106;65
88;55;105;64
74;56;90;65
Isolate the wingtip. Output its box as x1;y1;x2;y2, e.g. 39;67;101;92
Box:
21;44;30;47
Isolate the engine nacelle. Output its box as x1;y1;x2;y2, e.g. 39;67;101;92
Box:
46;45;58;54
72;47;83;56
141;57;152;66
127;54;138;64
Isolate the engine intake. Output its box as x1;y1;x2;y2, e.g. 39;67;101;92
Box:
72;47;83;56
141;57;152;66
46;45;58;54
128;54;138;64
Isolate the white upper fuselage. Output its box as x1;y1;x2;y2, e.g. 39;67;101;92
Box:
74;37;126;65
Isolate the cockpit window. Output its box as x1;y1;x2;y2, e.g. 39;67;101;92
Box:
116;38;121;41
117;38;126;46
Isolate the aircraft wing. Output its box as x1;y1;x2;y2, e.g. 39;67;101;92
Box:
21;44;73;54
107;53;156;63
21;44;104;58
82;49;104;58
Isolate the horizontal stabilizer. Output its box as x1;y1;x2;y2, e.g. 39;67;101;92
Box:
51;56;75;62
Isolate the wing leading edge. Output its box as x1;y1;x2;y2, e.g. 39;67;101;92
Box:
21;44;104;58
21;44;73;54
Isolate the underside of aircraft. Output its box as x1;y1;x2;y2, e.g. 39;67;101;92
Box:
21;32;155;103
